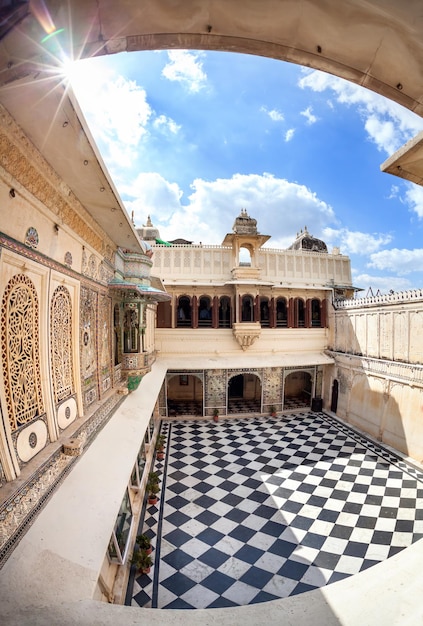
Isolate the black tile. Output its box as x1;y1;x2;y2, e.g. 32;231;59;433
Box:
372;530;393;545
201;570;236;594
163;528;193;547
268;539;297;558
224;508;250;523
195;510;220;526
250;590;281;604
344;541;368;558
196;527;225;546
260;520;286;537
395;519;414;533
278;559;309;581
167;495;190;510
228;525;256;543
161;572;197;595
207;596;238;608
166;511;191;527
194;494;218;509
198;547;230;568
330;524;353;540
313;551;341;570
290;515;314;531
281;499;303;514
162;548;194;570
221;493;244;506
356;515;377;529
254;504;277;519
302;532;326;550
240;566;273;588
234;544;265;564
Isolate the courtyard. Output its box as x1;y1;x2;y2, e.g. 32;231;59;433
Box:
127;412;423;609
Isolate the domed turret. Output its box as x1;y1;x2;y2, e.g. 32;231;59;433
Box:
289;226;328;253
232;209;258;235
136;216;161;242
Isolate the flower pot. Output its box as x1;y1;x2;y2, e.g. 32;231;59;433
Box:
213;415;219;422
148;495;158;505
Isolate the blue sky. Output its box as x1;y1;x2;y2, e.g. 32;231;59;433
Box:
68;49;423;293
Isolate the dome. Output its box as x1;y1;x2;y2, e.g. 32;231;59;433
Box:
232;209;258;235
136;216;161;242
289;226;328;253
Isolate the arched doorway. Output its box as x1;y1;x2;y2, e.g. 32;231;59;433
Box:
167;374;203;416
228;373;261;414
283;370;313;410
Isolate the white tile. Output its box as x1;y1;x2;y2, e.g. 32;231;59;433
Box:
180;584;219;609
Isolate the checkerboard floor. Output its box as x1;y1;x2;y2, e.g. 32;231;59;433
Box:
126;412;423;610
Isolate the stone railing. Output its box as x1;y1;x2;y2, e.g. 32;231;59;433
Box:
334;288;423;309
328;351;423;385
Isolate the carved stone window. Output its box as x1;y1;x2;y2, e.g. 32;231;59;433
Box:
50;285;74;404
1;274;44;431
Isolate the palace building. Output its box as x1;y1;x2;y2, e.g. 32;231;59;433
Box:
0;2;423;625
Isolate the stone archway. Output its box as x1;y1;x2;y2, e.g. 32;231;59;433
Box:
228;372;261;413
10;1;422;117
284;370;313;411
167;373;203;416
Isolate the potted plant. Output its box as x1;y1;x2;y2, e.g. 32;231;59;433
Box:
146;471;160;505
213;408;219;422
269;405;277;417
132;548;153;574
136;533;152;555
155;434;166;460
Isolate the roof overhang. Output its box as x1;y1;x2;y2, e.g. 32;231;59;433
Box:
108;280;171;302
381;130;423;186
158;352;334;370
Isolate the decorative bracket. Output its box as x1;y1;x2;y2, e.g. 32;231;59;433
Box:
232;322;261;351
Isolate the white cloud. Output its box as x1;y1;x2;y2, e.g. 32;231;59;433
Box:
323;227;392;255
300;106;317;125
404;184;423;218
122;172;183;224
153;114;181;134
123;172;336;245
70;58;153;168
162;50;207;93
353;273;413;294
299;69;423;154
368;248;423;275
285;128;295;142
261;106;284;122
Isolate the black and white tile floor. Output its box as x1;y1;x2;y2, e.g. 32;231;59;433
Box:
126;412;423;610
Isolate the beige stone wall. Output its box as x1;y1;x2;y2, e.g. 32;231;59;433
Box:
328;292;423;462
331;291;423;364
153;244;351;288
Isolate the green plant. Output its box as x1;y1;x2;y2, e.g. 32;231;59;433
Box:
269;405;276;415
155;434;166;451
132;548;153;573
147;471;160;497
213;408;219;417
136;534;151;551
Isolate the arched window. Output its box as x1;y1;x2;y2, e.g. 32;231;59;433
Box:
241;295;254;322
276;297;288;327
50;286;74;404
295;298;305;327
219;296;231;328
239;246;251;266
177;296;191;327
198;296;212;327
1;274;44;431
123;303;139;353
311;298;321;327
260;297;270;327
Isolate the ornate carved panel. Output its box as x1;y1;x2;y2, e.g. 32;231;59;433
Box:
50;285;74;404
1;274;44;431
